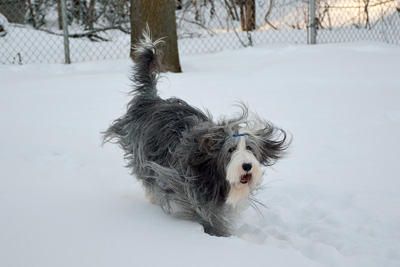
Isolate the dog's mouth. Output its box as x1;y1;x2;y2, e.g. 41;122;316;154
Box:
240;173;252;184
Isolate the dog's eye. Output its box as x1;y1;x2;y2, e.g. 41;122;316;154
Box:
228;146;237;153
246;146;253;151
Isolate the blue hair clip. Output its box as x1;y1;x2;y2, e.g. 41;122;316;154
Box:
233;134;245;137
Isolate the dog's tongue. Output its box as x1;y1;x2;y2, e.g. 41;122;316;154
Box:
240;174;251;184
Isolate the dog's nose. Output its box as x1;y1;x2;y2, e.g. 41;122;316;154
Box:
242;163;252;172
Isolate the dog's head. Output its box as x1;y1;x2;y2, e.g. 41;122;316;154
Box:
197;106;289;210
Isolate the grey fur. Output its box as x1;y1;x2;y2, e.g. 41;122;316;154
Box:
102;34;288;237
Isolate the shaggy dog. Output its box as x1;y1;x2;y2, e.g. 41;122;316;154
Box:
103;33;288;237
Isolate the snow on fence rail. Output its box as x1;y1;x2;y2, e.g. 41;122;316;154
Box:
0;0;399;65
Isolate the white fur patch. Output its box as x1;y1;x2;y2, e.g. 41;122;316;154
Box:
225;134;262;210
226;185;250;211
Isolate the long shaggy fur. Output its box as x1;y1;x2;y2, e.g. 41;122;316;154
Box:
103;32;289;237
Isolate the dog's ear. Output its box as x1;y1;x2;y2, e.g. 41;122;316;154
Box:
186;127;226;170
256;125;289;166
199;127;226;155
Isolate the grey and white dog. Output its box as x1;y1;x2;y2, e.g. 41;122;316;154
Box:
103;33;288;237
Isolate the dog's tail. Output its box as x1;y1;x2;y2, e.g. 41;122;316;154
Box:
130;29;164;98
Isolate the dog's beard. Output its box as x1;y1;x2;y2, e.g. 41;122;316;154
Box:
225;148;262;211
240;173;252;184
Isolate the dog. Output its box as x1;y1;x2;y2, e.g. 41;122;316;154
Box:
103;32;289;237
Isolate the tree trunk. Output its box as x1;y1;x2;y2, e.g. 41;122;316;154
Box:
239;2;245;31
87;0;96;30
245;0;256;31
130;0;182;73
27;0;37;28
363;0;371;30
58;0;63;30
237;0;255;31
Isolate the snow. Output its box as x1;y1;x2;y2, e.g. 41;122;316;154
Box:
1;41;400;267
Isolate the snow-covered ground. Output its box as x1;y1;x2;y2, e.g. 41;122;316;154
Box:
1;42;400;267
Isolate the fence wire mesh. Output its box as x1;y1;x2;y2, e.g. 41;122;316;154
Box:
0;0;130;64
314;0;400;44
0;0;399;64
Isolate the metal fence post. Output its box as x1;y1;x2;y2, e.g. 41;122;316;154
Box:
309;0;316;45
60;0;71;64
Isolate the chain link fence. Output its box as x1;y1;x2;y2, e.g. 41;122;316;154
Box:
0;0;399;64
314;0;400;44
0;0;130;64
